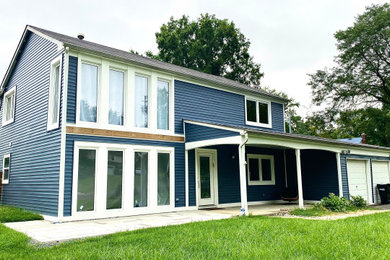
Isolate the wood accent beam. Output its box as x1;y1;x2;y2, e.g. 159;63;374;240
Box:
66;126;185;142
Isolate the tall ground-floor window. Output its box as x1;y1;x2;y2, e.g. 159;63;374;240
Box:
107;150;123;209
134;151;148;207
77;149;96;212
73;143;174;218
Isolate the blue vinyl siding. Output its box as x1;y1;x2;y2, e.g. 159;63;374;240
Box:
185;123;240;142
66;56;78;123
63;134;185;216
300;150;339;200
340;154;390;201
174;80;285;134
0;32;63;216
188;145;288;204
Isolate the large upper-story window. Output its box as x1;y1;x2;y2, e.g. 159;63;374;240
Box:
80;63;98;123
109;69;124;125
2;86;16;126
134;75;149;128
47;57;61;130
246;97;271;128
157;80;169;130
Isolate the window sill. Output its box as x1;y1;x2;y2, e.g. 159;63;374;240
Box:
246;121;272;129
2;180;9;185
248;181;275;186
47;123;60;131
2;119;14;127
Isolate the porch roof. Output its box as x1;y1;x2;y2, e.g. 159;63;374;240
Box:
184;120;390;156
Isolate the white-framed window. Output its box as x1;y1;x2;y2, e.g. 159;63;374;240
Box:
157;79;170;130
247;154;275;185
157;151;171;205
107;149;124;210
76;148;97;212
47;56;62;130
2;154;10;185
108;69;125;126
134;150;149;207
245;97;272;128
2;86;16;126
134;74;149;128
79;62;99;123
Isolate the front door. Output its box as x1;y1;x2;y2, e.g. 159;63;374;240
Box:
196;149;217;206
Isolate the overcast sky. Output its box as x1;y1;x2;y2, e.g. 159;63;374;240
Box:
0;0;387;115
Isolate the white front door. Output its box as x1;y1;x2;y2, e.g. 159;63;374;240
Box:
196;149;218;206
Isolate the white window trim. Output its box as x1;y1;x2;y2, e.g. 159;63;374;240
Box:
47;56;62;131
247;154;275;185
72;141;175;220
72;53;175;135
245;96;272;128
2;154;10;185
134;73;151;129
156;78;172;132
76;55;102;127
2;86;16;127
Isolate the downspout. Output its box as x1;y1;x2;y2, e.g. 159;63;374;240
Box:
240;131;249;149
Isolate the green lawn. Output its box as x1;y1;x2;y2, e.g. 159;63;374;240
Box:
1;212;390;259
0;205;43;223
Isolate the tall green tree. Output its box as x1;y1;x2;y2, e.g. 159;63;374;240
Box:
309;4;390;110
303;4;390;146
147;14;264;86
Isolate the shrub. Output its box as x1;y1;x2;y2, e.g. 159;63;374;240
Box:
319;193;350;212
350;195;367;209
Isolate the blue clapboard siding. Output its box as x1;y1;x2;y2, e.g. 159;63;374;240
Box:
66;56;78;123
185;123;240;142
174;80;285;134
63;134;185;216
340;154;390;201
300;150;339;200
187;145;287;204
0;32;63;216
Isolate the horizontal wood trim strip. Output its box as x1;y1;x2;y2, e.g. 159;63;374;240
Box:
66;126;185;142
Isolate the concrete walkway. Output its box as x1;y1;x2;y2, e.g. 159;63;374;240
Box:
5;203;302;243
5;210;233;243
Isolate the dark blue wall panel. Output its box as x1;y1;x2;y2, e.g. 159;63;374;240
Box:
63;134;185;216
174;80;285;134
66;56;77;123
0;32;63;216
300;150;339;200
185;123;239;142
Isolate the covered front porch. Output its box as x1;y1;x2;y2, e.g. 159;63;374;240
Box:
184;120;348;216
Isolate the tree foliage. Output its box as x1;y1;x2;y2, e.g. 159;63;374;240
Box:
299;4;390;147
148;14;264;86
309;4;390;110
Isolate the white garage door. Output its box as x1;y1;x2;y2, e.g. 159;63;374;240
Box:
347;160;370;202
372;161;390;203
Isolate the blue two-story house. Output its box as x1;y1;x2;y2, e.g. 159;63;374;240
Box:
1;26;390;222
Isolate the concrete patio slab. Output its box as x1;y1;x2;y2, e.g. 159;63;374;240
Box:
5;210;233;243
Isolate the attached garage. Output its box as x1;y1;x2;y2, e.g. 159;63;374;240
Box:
372;161;390;203
347;159;372;203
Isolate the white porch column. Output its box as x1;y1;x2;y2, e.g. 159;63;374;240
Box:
238;141;249;216
336;152;343;198
295;149;304;209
